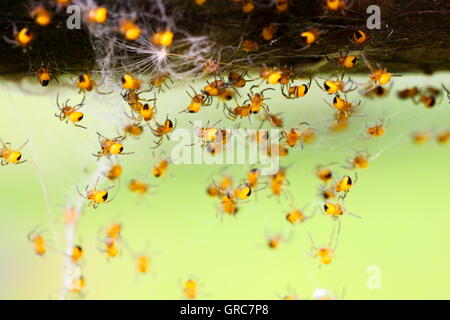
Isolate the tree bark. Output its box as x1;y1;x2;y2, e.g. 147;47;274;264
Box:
0;0;449;76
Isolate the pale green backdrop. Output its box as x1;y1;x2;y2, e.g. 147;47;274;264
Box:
0;73;449;299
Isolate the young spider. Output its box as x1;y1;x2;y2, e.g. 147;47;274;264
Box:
267;234;284;249
436;129;450;145
263;112;284;127
202;79;227;97
365;118;386;139
327;52;357;68
285;204;314;225
75;73;112;95
77;177;114;208
328;118;349;133
69;276;86;296
413;87;442;108
138;101;157;122
190;120;222;147
135;254;151;274
121;89;154;113
246;168;261;188
119;19;142;41
363;55;400;86
55;0;71;8
315;163;336;184
369;67;395;85
411;131;433;145
217;88;237;109
205;139;227;156
151;155;171;178
318;185;337;200
148;115;177;148
94;132;130;159
278;68;295;86
248;124;269;146
87;7;108;24
300;28;320;45
105;163;123;181
309;245;334;265
362;84;391;98
316;75;357;95
308;222;341;266
282;122;313;148
299;127;317;144
397;87;419;100
261;24;278;41
121;74;141;90
230;182;254;200
70;245;84;263
324;0;353;14
182;278;200;300
275;0;289;12
266;142;289;158
326;95;361;122
30;5;52;26
36;65;57;87
202;59;221;75
55;94;87;129
327;95;346;111
218;194;239;217
128;179;152;197
269;168;289;197
323;201;360;219
225;104;253;122
208;178;230;199
182;85;213;113
245;86;274;114
241;0;256;13
28;226;47;256
123;122;144;138
241;39;259;53
0;138;28;165
125;99;157;123
105;222;123;240
149;73;174;93
260;67;282;85
101;238;120;259
213;175;234;196
4;25;34;48
227;70;251;88
352;29;368;44
344;149;369;169
206;182;220;198
238;178;264;200
151;30;174;47
334;173;357;198
281;77;312;99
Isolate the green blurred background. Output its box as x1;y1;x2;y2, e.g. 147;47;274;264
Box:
0;73;449;299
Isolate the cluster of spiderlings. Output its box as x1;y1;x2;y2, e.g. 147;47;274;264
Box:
398;85;445;109
412;129;450;145
2;0;448;300
207;169;265;218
